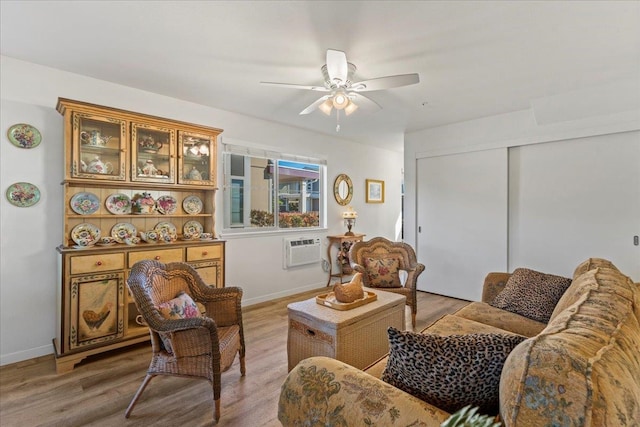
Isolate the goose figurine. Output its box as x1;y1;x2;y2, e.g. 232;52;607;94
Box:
333;272;365;303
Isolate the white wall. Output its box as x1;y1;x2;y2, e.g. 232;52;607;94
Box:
0;56;403;365
405;86;640;293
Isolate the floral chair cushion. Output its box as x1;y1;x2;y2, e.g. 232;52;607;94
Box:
382;327;525;414
489;268;572;323
364;256;402;288
155;291;201;353
157;291;201;319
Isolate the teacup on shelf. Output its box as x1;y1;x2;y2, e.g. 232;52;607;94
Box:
140;231;159;243
124;236;141;246
182;232;200;240
99;236;116;245
158;230;175;243
76;239;95;247
200;232;213;240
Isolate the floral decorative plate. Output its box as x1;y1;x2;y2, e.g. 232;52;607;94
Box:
70;192;100;215
105;193;132;215
154;221;177;240
111;222;137;243
6;182;41;207
183;220;204;237
7;123;42;149
156;195;178;215
71;223;101;247
182;195;203;215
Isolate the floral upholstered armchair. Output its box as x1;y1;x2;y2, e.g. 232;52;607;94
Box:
349;237;425;327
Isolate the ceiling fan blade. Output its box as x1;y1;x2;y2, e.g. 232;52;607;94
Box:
349;92;382;110
299;95;331;115
350;73;420;92
261;81;329;92
326;49;348;86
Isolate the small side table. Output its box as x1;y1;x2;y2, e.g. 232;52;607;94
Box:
326;234;365;286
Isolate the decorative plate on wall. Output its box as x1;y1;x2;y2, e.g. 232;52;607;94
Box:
70;192;100;215
182;195;203;214
7;123;42;149
5;182;41;207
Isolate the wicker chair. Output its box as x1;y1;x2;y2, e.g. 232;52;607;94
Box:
125;260;245;423
349;237;425;327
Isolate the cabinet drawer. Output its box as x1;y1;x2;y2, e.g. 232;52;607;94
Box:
128;248;184;267
70;253;125;275
186;244;222;262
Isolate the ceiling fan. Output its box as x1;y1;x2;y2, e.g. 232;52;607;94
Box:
261;49;420;131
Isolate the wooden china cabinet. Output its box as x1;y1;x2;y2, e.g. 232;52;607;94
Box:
54;98;225;374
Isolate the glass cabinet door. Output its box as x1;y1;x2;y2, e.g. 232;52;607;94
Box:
131;122;175;183
72;112;127;180
179;131;216;186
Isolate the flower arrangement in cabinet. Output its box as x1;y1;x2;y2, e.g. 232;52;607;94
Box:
131;192;156;214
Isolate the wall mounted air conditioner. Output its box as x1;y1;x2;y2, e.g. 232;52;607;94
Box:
284;237;321;268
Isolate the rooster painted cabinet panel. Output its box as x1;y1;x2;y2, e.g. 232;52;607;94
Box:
69;273;125;350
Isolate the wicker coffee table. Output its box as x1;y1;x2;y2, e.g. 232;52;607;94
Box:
287;290;406;371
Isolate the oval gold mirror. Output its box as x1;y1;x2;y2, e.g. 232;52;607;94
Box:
333;174;353;206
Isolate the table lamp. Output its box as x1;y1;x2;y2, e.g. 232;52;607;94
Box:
342;206;358;236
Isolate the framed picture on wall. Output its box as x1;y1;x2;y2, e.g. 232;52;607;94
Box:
366;179;385;203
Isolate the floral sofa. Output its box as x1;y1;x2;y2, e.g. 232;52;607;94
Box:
278;258;640;426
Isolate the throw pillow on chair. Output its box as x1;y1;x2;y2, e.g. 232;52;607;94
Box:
364;256;402;288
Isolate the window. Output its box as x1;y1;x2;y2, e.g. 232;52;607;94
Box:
222;144;325;232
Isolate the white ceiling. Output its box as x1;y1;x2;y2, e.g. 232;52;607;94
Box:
1;1;639;151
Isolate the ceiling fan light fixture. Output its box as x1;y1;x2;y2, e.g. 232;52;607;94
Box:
332;92;349;110
344;101;358;116
318;99;333;115
263;49;419;126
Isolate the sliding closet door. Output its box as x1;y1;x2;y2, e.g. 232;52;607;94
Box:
509;131;640;279
416;148;508;301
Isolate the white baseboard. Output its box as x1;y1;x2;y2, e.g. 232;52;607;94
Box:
1;344;53;367
243;282;325;307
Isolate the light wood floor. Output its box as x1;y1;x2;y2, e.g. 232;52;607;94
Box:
0;288;469;427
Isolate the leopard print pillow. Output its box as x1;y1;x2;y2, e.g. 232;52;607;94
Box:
382;328;526;414
490;268;572;323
